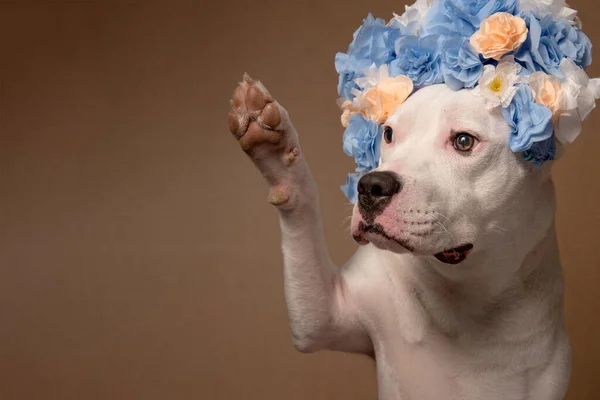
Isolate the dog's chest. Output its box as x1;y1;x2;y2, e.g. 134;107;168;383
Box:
359;267;556;400
374;346;533;400
370;315;543;400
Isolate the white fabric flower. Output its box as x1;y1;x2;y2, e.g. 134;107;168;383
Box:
518;0;577;23
472;57;523;109
554;58;600;144
391;0;430;35
353;64;390;93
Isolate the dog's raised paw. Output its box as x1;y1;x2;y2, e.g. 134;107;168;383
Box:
227;74;303;208
228;74;290;155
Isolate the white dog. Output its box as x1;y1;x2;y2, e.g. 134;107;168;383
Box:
228;74;570;399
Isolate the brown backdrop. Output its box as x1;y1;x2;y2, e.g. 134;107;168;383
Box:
1;1;599;399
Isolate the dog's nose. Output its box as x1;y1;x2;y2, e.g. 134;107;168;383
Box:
357;171;402;211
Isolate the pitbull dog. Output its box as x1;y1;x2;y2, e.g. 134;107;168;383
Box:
227;74;570;400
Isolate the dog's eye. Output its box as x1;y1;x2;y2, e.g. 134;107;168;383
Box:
453;133;477;152
383;126;394;144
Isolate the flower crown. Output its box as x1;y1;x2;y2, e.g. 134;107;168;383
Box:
337;0;600;203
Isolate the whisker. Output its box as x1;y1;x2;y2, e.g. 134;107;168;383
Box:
340;215;353;234
433;211;452;224
435;221;454;242
489;223;508;232
490;226;506;236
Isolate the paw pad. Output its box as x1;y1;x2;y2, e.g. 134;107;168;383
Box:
228;74;283;154
268;186;290;206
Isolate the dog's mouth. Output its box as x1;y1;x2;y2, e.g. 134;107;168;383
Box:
433;244;474;265
355;223;473;265
355;223;416;251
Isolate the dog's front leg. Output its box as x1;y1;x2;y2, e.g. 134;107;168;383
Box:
228;75;371;354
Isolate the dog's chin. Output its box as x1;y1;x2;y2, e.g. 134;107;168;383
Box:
362;232;413;254
354;224;474;265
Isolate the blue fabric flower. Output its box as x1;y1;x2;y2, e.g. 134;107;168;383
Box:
548;19;592;69
336;53;369;100
515;15;564;76
523;136;556;167
501;85;554;161
335;14;401;100
341;114;382;203
389;35;444;88
348;14;400;66
441;36;484;90
341;172;361;204
421;0;517;36
343;114;382;173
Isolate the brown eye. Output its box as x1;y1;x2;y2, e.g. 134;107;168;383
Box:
383;126;394;143
453;133;476;152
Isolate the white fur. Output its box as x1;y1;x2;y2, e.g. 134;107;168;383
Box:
273;84;570;399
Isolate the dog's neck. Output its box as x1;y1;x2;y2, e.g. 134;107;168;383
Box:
423;224;560;299
392;222;563;336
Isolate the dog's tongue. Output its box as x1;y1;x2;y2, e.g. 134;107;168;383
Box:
434;244;474;265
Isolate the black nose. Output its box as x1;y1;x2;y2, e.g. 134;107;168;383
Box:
357;171;402;212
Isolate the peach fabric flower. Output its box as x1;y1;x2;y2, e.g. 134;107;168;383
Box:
351;65;414;124
354;76;414;123
338;99;357;128
528;72;562;115
338;65;414;126
470;13;528;61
